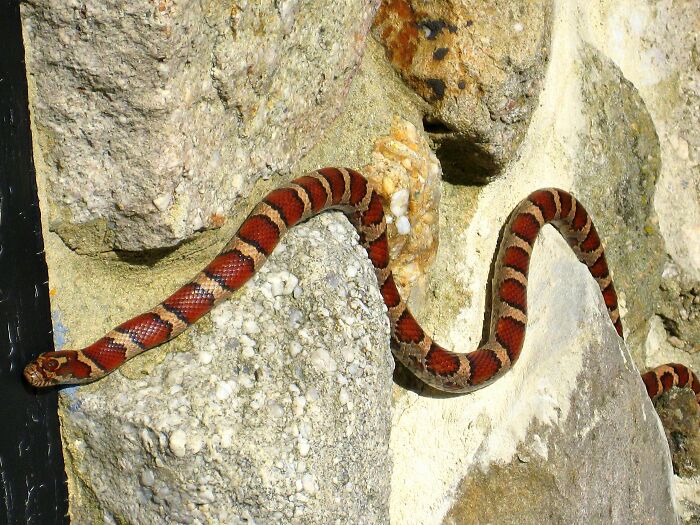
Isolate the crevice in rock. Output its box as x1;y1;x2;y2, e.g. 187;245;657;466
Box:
423;114;499;185
113;243;186;267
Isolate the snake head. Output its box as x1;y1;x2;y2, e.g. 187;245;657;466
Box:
23;351;94;387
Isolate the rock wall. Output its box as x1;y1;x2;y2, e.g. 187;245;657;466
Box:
21;0;378;252
22;0;700;523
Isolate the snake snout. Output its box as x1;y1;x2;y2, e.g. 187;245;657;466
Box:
23;362;48;387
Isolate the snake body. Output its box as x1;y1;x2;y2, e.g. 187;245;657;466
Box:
23;168;700;404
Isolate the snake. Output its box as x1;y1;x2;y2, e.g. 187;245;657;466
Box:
23;167;700;406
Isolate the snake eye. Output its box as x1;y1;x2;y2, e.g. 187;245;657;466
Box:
44;358;59;371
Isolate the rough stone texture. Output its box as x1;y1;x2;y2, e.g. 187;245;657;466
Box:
362;117;442;305
653;388;700;478
385;2;688;522
59;214;393;524
579;0;700;375
578;2;700;520
24;0;700;522
21;0;378;252
657;265;700;355
391;229;676;524
373;0;552;182
573;44;665;357
580;0;700;282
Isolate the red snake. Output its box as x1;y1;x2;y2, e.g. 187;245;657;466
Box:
23;168;699;405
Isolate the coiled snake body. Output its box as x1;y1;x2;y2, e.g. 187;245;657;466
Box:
23;168;699;405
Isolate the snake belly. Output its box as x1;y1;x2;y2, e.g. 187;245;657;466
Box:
23;168;700;404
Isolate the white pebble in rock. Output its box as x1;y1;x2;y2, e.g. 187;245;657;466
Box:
152;194;171;211
139;469;155;487
243;319;260;334
298;439;310;457
197;486;216;504
169;429;187;458
216;381;234;400
218;427;234;448
268;402;285;419
390;188;409;216
302;473;317;494
289;342;303;357
239;373;255;389
395;215;411;234
268;271;299;296
292;396;307;416
282;273;299;295
197;351;214;365
239;334;256;349
187;433;204;455
268;274;285;296
306;388;320;402
310;349;338;373
341;346;355;362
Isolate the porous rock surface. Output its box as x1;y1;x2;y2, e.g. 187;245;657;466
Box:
24;0;700;523
573;44;665;356
60;214;393;524
578;2;700;520
653;387;700;479
391;229;676;525
373;0;552;181
21;0;378;252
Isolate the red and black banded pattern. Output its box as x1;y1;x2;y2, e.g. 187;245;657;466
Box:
642;364;700;405
22;173;700;411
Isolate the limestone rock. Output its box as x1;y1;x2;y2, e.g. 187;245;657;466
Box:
383;3;685;521
578;0;700;367
653;387;700;478
573;45;665;357
25;0;700;522
390;229;676;524
580;0;700;284
21;0;379;252
362;116;442;306
577;3;700;518
373;0;552;181
58;215;393;524
658;264;700;355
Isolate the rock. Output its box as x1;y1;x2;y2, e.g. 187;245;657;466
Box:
653;387;700;478
577;0;700;360
657;264;700;355
373;0;552;181
25;0;700;521
383;3;684;521
21;0;379;252
573;44;665;358
578;2;700;518
390;229;676;524
362;117;442;306
58;214;393;524
579;0;700;284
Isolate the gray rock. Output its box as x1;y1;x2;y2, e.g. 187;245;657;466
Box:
390;230;677;525
59;214;393;524
21;0;378;252
573;2;700;520
653;387;700;479
573;45;665;360
25;0;700;521
657;265;700;355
